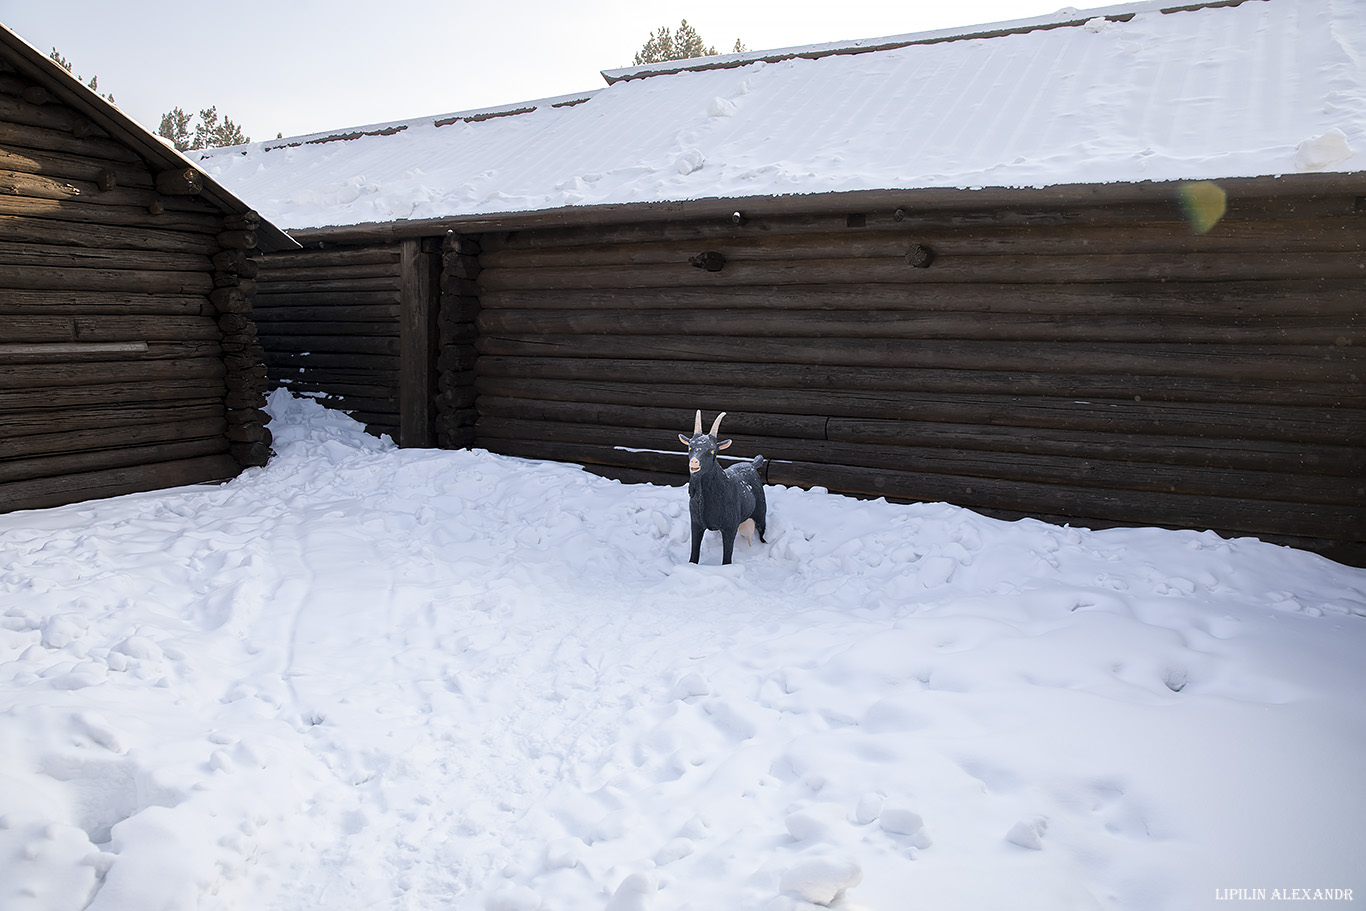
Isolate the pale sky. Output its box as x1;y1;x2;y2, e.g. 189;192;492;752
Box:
1;0;1067;141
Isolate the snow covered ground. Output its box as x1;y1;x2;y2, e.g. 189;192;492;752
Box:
2;391;1364;910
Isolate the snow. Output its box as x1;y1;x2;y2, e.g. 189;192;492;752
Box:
2;390;1364;910
194;0;1366;232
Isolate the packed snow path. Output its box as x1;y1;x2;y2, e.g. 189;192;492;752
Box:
2;391;1364;910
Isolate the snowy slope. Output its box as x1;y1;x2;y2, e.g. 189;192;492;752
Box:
195;0;1366;231
2;392;1364;910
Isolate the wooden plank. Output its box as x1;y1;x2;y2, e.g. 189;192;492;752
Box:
252;305;401;322
476;307;1361;346
399;237;437;447
474;355;1361;408
0;118;143;164
475;334;1361;383
0;453;240;513
477;279;1365;316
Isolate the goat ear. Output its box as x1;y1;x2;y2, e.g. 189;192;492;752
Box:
679;433;692;446
717;439;732;451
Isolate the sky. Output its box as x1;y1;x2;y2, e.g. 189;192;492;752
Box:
1;0;1065;140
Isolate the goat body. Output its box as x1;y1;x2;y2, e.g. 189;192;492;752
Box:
678;411;767;565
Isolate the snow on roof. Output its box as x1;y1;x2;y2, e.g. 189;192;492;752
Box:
196;0;1364;232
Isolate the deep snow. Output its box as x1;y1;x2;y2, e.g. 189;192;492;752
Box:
2;391;1364;910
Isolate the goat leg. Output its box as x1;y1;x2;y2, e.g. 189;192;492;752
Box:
720;525;738;565
689;517;704;563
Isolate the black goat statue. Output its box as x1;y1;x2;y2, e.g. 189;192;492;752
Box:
678;411;767;565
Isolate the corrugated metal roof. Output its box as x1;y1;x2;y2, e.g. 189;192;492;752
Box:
196;0;1365;232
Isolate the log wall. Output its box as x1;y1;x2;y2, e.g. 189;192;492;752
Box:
0;53;271;513
468;189;1365;559
254;238;440;445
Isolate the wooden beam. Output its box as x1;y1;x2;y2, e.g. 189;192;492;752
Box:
398;238;438;447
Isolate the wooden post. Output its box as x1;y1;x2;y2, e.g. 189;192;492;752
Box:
399;238;438;447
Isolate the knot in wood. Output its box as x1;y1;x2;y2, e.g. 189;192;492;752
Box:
906;243;935;268
690;251;727;272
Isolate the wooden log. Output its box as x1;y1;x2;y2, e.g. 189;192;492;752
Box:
0;144;154;190
476;279;1364;317
264;335;401;355
260;246;402;269
476;251;1366;291
473;377;1364;446
0;356;225;389
474;355;1361;408
154;168;204;196
0;291;211;316
475;307;1362;346
473;416;1363;506
0;215;213;254
0;314;220;343
476;217;1366;269
473;194;1360;254
0;243;215;274
251;289;404;308
400;238;438;447
263;350;399;372
0;378;226;412
2;415;228;460
474;334;1361;384
251;304;402;322
473;395;1363;477
256;261;401;283
256;320;399;337
249;276;403;295
0;262;215;294
0;193;222;232
765;460;1364;543
0;454;241;514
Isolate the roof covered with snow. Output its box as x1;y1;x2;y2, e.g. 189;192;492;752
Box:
196;0;1365;232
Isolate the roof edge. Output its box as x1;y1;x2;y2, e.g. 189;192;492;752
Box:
600;0;1262;84
0;22;297;252
278;171;1365;243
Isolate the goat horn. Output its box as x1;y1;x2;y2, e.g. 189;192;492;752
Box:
709;412;727;436
693;410;703;434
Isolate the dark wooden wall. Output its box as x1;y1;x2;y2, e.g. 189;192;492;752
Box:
0;55;269;513
467;189;1364;558
254;238;439;446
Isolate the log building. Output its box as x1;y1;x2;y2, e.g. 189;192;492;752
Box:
196;0;1365;563
1;24;296;513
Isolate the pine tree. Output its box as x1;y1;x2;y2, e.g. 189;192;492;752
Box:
48;47;114;103
633;19;744;65
158;108;193;151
